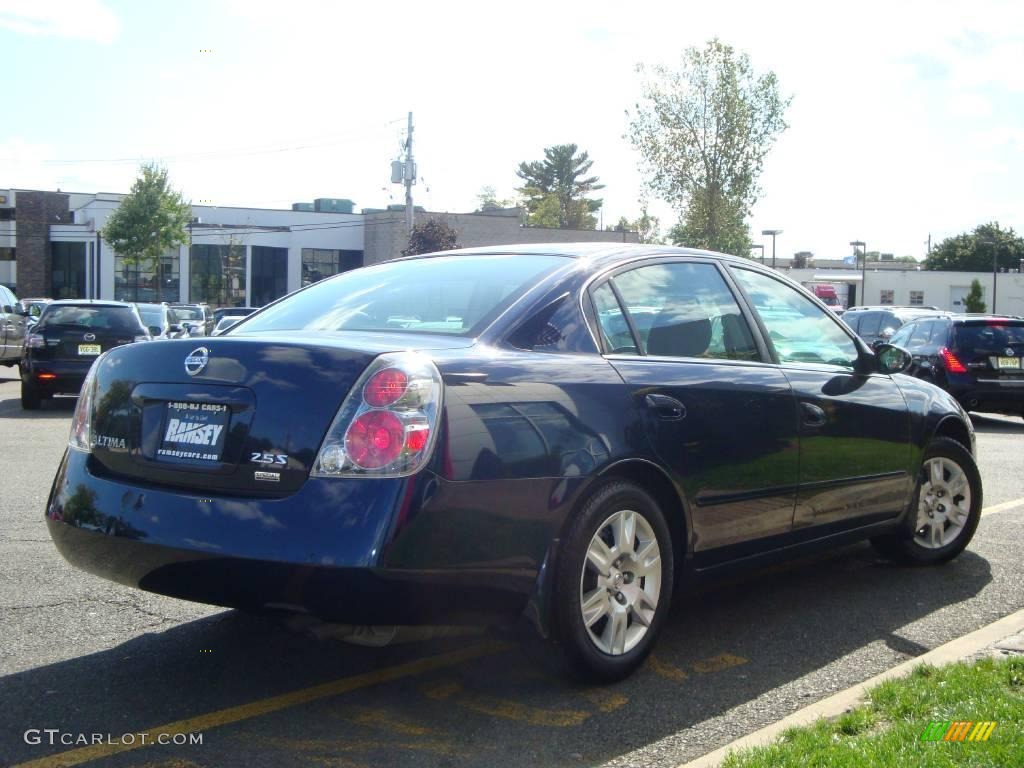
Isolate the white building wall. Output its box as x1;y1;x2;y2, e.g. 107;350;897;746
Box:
786;267;1024;316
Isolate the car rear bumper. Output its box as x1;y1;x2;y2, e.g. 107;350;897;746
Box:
22;358;93;394
45;450;561;624
947;376;1024;414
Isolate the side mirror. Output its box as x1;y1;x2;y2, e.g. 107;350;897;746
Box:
1;305;12;314
149;325;163;337
168;324;182;334
875;343;912;375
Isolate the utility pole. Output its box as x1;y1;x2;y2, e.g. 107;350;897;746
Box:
404;111;415;234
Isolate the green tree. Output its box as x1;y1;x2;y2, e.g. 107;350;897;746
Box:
402;218;459;257
628;39;790;256
613;206;663;244
102;163;191;301
669;193;752;256
964;279;987;313
476;186;513;212
924;222;1024;272
516;144;604;229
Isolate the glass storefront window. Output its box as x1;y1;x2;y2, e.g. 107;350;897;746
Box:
301;248;361;286
190;243;247;307
114;250;180;303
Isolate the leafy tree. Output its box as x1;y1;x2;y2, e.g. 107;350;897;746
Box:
402;218;459;257
964;279;987;313
924;222;1024;272
516;144;604;229
628;39;790;255
613;206;662;244
669;193;752;256
102;163;191;301
476;186;513;212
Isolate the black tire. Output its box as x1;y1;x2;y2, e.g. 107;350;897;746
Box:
21;380;41;410
548;480;674;682
871;436;982;565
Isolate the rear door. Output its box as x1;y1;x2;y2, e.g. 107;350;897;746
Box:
728;267;914;533
591;259;800;559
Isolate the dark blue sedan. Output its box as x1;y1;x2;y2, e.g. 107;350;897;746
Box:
46;244;982;681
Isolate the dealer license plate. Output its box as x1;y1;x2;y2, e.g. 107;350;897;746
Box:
155;401;229;463
997;356;1020;369
78;344;101;355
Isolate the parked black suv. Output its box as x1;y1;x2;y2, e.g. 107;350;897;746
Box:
842;306;949;348
20;300;150;409
890;314;1024;419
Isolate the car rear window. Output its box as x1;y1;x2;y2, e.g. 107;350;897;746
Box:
174;307;205;321
240;254;567;336
39;305;144;334
954;323;1024;351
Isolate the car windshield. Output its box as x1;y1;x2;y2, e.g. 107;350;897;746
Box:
137;307;162;326
174;307;204;321
955;323;1024;351
239;254;567;336
39;305;143;334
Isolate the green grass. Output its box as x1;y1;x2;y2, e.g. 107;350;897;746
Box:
721;656;1024;768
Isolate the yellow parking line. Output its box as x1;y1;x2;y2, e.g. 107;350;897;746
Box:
690;653;748;674
421;680;590;727
981;496;1024;517
11;640;509;768
647;654;689;682
344;707;433;736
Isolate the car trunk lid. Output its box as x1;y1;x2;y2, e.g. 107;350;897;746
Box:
87;333;471;495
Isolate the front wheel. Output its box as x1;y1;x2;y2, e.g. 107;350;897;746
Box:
871;437;982;565
549;480;674;682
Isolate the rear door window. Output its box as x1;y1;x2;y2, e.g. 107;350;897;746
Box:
908;321;934;347
610;262;759;361
890;323;915;347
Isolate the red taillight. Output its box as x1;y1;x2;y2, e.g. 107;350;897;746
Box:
312;352;443;478
346;410;405;469
363;368;409;407
940;347;967;374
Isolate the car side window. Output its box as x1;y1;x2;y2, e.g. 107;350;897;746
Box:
909;321;934;346
889;323;915;347
928;321;950;345
591;282;637;354
731;268;859;369
843;313;861;333
611;262;759;361
858;312;882;337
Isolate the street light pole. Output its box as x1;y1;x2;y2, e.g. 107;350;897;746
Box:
761;229;783;269
850;240;866;306
992;243;998;314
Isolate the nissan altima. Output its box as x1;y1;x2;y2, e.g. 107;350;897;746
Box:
45;244;982;681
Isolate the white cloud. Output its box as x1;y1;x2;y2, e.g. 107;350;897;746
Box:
0;0;120;44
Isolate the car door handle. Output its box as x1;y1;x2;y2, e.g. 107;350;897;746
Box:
800;402;827;427
645;393;686;421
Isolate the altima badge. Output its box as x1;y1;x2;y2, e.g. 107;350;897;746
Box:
254;471;281;482
184;347;209;376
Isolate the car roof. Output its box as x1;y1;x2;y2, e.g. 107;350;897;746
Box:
46;299;135;308
948;314;1024;323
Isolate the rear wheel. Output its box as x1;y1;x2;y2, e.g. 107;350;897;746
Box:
549;480;674;682
871;437;981;564
21;380;41;410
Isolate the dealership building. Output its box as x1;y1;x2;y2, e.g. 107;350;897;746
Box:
0;188;638;306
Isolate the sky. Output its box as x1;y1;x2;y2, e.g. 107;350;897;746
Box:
1;0;1022;261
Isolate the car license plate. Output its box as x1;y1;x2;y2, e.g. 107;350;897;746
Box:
997;356;1020;369
78;344;101;355
155;401;230;463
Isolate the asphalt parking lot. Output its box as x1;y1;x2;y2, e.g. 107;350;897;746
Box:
1;365;1023;768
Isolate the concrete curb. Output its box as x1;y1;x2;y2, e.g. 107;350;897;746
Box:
676;606;1024;768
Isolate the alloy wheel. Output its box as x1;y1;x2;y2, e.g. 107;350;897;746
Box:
579;508;662;655
914;456;972;549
